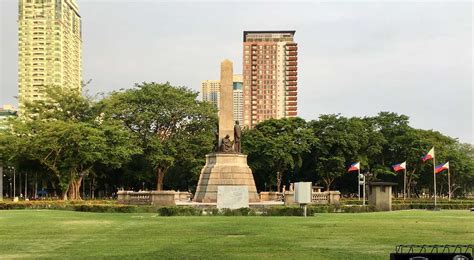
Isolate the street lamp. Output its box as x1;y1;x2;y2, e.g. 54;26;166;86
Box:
8;166;15;199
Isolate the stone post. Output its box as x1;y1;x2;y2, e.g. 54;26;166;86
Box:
219;60;234;147
284;191;296;206
328;191;341;205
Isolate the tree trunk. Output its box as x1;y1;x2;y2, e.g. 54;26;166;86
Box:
61;185;69;200
276;171;282;193
323;176;333;192
156;168;165;191
67;175;83;200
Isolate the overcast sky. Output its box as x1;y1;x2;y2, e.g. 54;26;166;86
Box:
1;0;472;143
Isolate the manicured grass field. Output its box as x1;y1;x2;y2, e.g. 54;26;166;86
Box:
0;210;472;259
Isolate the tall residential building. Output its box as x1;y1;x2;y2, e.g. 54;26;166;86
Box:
18;0;82;113
201;79;220;109
201;74;244;123
232;75;243;124
242;31;298;128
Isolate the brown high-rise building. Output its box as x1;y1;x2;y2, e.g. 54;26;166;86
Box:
242;31;298;128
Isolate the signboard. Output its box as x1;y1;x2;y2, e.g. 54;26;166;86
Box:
294;182;312;204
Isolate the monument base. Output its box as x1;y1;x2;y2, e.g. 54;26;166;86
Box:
194;153;259;203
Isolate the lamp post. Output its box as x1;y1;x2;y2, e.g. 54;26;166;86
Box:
8;166;16;199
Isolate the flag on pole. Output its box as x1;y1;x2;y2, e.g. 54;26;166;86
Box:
347;162;360;172
422;147;435;162
392;162;406;172
435;162;449;174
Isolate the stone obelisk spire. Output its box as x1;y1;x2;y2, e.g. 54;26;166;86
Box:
219;59;234;146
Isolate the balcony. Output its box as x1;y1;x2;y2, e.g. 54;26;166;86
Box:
286;81;297;86
286;111;297;117
287;86;297;91
286;71;297;76
287;51;297;56
286;101;297;107
286;46;298;51
287;66;297;71
286;42;297;46
287;107;297;112
286;96;297;101
287;91;297;96
286;56;297;61
286;76;297;81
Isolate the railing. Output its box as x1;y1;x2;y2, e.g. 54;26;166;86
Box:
117;190;192;205
312;192;329;202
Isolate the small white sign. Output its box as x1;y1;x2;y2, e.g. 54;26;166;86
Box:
294;182;312;204
217;186;249;209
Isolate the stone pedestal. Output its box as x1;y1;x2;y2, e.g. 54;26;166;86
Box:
368;182;397;211
194;153;259;203
328;191;341;205
284;191;296;206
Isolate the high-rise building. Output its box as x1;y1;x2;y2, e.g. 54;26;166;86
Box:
232;75;243;124
242;31;298;128
201;74;244;123
18;0;82;112
201;79;220;109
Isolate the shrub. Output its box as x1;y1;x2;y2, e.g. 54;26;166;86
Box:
262;207;304;216
157;206;202;216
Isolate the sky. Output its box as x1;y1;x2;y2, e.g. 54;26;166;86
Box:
0;0;472;143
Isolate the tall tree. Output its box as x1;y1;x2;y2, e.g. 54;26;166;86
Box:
243;118;315;192
102;82;217;191
1;86;139;200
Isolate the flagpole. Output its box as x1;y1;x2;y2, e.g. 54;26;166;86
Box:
403;167;407;201
433;147;437;208
362;174;366;206
448;166;451;201
357;168;360;201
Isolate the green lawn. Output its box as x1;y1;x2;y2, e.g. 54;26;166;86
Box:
0;210;472;259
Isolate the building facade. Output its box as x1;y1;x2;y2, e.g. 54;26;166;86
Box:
201;74;244;124
18;0;82;112
242;31;298;128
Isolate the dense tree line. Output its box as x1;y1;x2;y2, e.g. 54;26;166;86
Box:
243;114;474;197
1;84;472;200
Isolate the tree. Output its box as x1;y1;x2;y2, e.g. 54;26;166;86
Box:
243;118;315;192
309;114;382;191
1;86;139;200
102;82;217;191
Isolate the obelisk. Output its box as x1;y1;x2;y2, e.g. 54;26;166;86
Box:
219;60;234;146
193;60;259;203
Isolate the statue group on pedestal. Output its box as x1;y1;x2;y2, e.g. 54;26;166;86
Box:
218;121;242;153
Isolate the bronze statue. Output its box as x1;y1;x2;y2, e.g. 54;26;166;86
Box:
219;134;234;153
233;120;242;153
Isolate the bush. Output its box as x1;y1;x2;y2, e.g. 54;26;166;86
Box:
262;207;304;216
157;206;203;216
219;208;256;216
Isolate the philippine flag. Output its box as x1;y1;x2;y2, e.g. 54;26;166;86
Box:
347;162;360;172
392;162;406;172
422;147;435;162
435;162;449;174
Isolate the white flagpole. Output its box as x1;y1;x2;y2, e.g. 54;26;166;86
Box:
448;166;451;201
403;167;407;200
362;174;366;206
357;167;360;201
433;148;437;208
